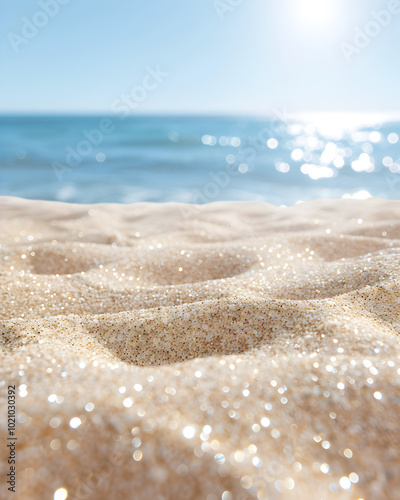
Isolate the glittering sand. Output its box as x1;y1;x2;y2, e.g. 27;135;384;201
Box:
1;196;400;500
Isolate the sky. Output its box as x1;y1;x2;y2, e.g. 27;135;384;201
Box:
0;0;399;115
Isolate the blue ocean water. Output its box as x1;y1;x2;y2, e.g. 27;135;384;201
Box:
0;114;399;205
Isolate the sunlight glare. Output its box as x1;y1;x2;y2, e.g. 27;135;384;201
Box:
294;0;340;31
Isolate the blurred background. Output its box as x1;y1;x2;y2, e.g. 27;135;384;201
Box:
0;0;399;205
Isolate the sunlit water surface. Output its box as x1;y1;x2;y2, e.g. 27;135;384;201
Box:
1;114;399;205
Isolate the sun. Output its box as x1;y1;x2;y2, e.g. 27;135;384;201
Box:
293;0;341;32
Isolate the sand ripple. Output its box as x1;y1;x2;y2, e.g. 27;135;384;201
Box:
1;197;400;499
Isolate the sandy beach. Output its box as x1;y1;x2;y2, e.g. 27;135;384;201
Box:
1;196;400;500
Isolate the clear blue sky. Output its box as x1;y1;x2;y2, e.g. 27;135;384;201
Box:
0;0;399;115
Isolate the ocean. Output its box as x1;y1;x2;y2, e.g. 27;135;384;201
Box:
1;114;399;206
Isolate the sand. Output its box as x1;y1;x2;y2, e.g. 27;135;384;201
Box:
1;196;400;500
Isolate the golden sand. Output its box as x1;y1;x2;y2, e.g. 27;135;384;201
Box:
1;196;400;499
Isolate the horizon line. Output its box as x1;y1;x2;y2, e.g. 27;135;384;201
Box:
1;109;400;114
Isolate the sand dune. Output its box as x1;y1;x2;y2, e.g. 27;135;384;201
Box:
1;196;400;499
